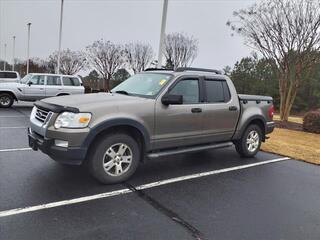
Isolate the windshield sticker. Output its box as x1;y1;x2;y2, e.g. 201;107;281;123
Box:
159;79;167;86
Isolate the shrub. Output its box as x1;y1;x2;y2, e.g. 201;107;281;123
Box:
303;111;320;134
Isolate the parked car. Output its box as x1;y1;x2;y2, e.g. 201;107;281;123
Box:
0;73;84;108
28;67;275;184
0;71;20;83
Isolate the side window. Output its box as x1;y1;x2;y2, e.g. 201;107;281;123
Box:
205;80;226;103
169;79;200;104
0;72;5;78
29;75;45;85
5;72;17;79
62;77;80;86
47;76;61;86
222;81;231;102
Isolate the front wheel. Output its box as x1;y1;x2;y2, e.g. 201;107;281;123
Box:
235;124;262;158
0;93;14;108
87;133;140;184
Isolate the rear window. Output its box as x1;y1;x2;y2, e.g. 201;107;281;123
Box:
62;77;80;86
0;72;17;79
47;76;61;86
205;79;231;103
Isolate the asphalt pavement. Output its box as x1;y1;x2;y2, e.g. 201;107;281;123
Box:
0;102;319;240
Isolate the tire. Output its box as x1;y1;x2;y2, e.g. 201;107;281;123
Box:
235;124;262;158
0;93;14;108
87;132;140;184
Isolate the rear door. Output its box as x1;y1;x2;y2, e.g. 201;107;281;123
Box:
62;76;84;95
154;77;205;149
45;75;63;97
23;75;46;100
201;77;240;142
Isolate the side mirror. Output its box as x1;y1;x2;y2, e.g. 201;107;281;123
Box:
161;94;183;105
27;82;33;86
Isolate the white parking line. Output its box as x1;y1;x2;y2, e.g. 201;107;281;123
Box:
0;147;32;152
0;116;29;118
0;127;27;129
0;157;289;218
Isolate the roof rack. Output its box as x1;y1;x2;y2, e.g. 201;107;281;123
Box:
175;67;222;74
144;68;174;71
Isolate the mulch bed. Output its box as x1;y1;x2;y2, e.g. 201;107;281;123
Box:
274;120;303;131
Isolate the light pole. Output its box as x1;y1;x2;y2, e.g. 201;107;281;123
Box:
27;23;31;74
57;0;64;74
157;0;168;68
4;43;6;70
12;36;16;71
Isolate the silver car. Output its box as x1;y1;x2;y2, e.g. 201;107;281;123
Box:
0;73;84;108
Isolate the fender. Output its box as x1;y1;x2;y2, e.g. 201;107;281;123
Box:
233;115;267;141
0;90;18;100
82;118;151;151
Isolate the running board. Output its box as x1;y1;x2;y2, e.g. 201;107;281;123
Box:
147;142;233;159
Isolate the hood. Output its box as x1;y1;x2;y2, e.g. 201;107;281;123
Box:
41;92;152;112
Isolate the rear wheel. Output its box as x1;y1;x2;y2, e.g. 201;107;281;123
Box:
0;93;14;108
87;133;140;184
235;124;262;157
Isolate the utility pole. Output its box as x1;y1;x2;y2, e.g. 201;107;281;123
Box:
12;36;16;71
4;43;6;70
57;0;64;74
0;0;2;70
157;0;168;68
27;23;31;74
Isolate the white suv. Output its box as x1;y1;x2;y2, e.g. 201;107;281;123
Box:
0;71;21;83
0;73;84;108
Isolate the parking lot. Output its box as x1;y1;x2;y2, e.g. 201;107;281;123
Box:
0;103;319;240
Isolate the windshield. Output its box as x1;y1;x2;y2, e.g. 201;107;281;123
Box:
20;74;33;84
111;73;172;98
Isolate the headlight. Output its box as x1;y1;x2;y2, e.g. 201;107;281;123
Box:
54;112;91;129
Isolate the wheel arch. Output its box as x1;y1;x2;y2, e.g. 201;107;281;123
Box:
234;116;266;142
83;118;151;162
0;90;18;101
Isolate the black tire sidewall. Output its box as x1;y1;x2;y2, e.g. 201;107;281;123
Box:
239;124;262;157
88;133;140;184
0;93;14;108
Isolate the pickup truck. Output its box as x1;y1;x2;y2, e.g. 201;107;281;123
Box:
0;73;84;108
28;68;275;184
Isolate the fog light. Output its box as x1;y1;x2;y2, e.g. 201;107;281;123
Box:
55;140;68;148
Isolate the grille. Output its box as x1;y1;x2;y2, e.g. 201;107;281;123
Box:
35;107;50;123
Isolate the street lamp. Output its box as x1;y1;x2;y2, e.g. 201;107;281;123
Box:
12;36;16;71
157;0;168;68
57;0;64;74
27;23;31;74
4;43;6;71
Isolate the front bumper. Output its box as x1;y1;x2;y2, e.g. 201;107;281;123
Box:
28;128;87;165
266;121;275;134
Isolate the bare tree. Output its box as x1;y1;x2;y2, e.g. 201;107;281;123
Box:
124;42;154;73
85;40;124;91
163;32;198;69
48;49;87;75
227;0;320;122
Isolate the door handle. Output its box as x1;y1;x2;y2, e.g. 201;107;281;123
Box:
40;88;44;90
191;108;202;113
229;106;238;111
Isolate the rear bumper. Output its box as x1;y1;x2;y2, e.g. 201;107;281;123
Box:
266;121;275;135
28;128;87;165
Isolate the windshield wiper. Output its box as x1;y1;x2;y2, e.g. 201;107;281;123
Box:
113;90;130;95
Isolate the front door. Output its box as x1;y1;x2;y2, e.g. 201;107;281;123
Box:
23;75;46;100
154;78;204;149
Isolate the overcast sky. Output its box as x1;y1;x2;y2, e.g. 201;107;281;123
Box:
0;0;257;71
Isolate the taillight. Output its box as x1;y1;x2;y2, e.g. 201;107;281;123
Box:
268;105;275;120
